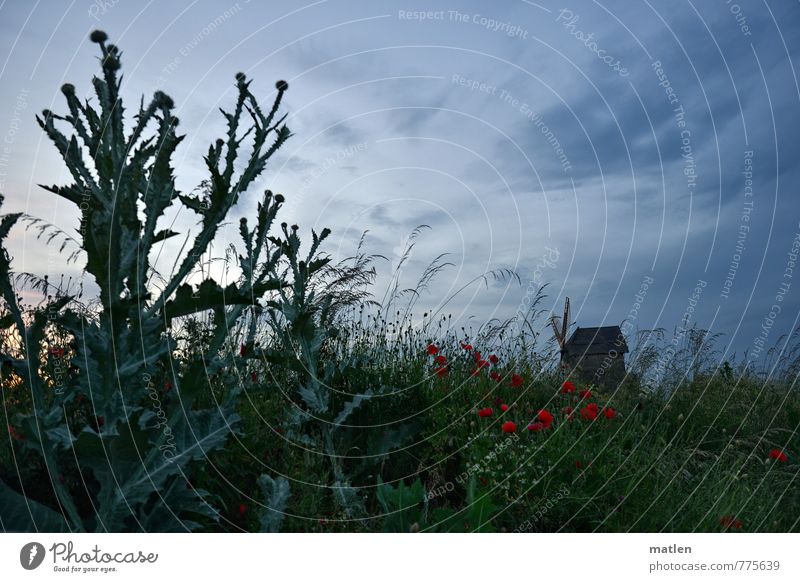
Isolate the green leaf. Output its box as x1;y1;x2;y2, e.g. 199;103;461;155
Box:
0;479;72;532
258;475;290;532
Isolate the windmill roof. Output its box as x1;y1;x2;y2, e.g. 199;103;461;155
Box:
565;326;628;353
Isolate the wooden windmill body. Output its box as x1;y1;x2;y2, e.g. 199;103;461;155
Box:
551;297;628;389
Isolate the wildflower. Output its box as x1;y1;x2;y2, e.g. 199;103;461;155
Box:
562;406;574;415
238;503;248;516
476;359;490;369
537;409;554;427
473;351;482;362
426;344;439;356
489;354;499;365
435;366;449;378
96;416;105;428
489;371;502;382
7;424;23;441
501;404;509;412
240;344;247;356
768;449;788;463
470;367;481;377
720;515;742;529
580;405;597;421
477;407;493;418
603;407;617;420
493;397;504;407
575;460;583;469
251;371;258;382
561;380;575;394
578;389;592;400
511;374;524;388
501;421;517;433
434;355;447;365
460;342;472;351
164;381;173;391
527;422;546;432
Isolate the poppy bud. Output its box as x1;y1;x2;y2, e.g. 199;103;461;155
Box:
235;72;246;83
275;80;289;91
274;193;285;203
61;83;75;96
90;30;108;43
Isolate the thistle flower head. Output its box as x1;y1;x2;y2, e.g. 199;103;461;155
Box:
89;30;108;43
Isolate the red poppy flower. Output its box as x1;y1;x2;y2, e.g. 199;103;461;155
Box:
164;381;173;391
96;416;105;428
470;367;481;377
768;449;788;463
489;354;499;365
561;381;575;394
586;402;598;413
489;371;502;382
240;344;247;357
251;371;258;382
478;407;493;418
720;515;742;529
238;503;248;516
578;389;592;400
562;406;574;415
477;359;490;369
434;355;447;365
580;406;597;421
575;460;583;469
493;397;504;407
426;343;439;356
511;374;524;388
537;409;554;426
501;404;509;412
501;421;517;433
7;424;23;441
460;342;473;351
603;407;616;419
473;351;482;362
435;366;449;378
527;422;546;432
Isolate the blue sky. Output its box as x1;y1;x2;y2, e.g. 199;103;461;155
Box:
1;0;799;364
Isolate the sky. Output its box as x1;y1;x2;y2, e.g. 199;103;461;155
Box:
0;0;799;366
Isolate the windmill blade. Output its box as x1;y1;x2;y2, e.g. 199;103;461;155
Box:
550;316;564;347
561;297;570;341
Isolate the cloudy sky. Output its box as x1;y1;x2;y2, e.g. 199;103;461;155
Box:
0;0;798;364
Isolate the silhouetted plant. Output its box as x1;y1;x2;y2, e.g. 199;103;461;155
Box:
0;30;293;531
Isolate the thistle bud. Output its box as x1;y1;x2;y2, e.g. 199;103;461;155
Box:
90;30;108;43
275;80;289;91
103;56;121;71
153;90;174;109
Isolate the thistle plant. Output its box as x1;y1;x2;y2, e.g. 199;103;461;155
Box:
0;30;293;532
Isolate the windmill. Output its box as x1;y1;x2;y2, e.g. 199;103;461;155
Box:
550;296;570;362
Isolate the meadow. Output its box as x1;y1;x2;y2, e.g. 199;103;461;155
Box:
0;31;797;533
